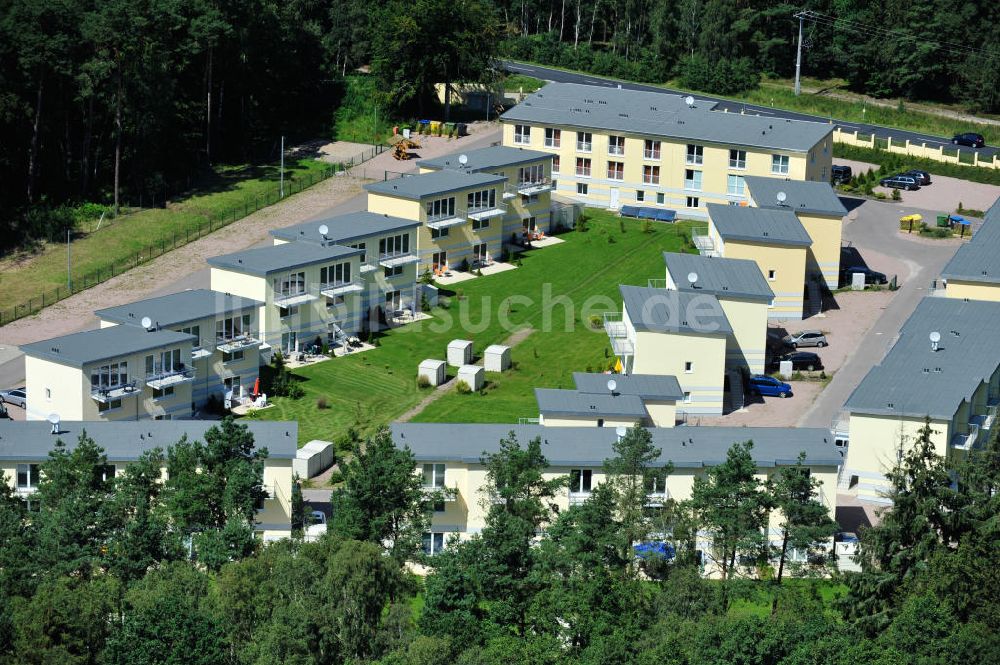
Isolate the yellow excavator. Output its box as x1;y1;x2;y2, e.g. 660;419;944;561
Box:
392;137;421;160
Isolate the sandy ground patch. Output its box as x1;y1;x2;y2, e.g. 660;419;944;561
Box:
316;141;376;163
691;382;825;428
349;122;499;180
835;157;1000;213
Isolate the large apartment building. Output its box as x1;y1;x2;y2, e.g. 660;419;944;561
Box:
392;422;840;572
842;297;1000;502
500;82;833;217
417;145;555;240
1;419;297;540
22;325;197;421
940;197;1000;302
95;289;262;408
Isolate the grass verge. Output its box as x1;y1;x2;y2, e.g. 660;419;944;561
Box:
256;211;698;443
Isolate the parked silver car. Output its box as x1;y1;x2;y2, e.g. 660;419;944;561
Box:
0;388;26;408
782;330;827;348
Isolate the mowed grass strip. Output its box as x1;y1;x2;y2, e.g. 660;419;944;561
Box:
257;211;697;443
0;158;329;312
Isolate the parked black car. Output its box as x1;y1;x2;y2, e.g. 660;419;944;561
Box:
841;265;888;286
879;174;920;190
902;169;932;185
771;351;824;372
952;132;985;148
831;164;852;184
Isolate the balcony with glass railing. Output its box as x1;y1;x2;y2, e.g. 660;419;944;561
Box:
145;364;195;390
950;423;980;451
216;330;262;354
466;201;507;221
320;279;364;298
273;289;316;308
378;249;419;269
90;380;140;403
426;210;467;230
691;228;716;256
603;312;634;356
515;178;554;196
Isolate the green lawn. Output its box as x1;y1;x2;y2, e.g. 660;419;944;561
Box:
504;74;545;93
727;579;848;618
256;211;698;444
0;158;333;324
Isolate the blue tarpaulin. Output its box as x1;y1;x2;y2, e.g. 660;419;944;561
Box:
634;541;676;560
949;214;970;225
620;206;677;223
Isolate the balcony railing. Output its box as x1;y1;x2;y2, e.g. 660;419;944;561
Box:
467;202;507;221
603;312;634;355
691;228;716;255
569;491;591;506
647;278;667;289
378;250;419;268
90;381;140;403
576;141;592;152
426;211;467;230
145;365;195;390
644;149;661;160
515;178;554;196
950;423;980;451
422;485;458;502
608;144;624;156
320;279;364;298
273;290;316;308
216;331;261;354
645;491;670;507
191;345;212;360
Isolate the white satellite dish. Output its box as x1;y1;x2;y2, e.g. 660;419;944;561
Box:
687;271;699;285
929;331;941;350
47;413;60;424
140;316;152;329
458;154;468;166
684;95;695;108
776;191;787;205
318;224;329;236
615;425;628;438
606;379;617;393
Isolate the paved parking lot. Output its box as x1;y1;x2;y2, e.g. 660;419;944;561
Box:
836;158;1000;214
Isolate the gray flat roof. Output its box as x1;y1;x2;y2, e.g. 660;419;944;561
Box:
845;297;1000;419
744;176;848;217
0;420;298;461
707;203;813;247
664;252;774;302
365;170;506;200
535;388;648;418
573;372;684;401
95;289;262;328
270;211;419;247
620;284;732;335
940;197;1000;285
391;423;842;468
21;327;195;368
417;145;551;173
501;82;832;153
207;242;361;276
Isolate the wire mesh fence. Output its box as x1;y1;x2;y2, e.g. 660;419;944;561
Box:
0;145;388;327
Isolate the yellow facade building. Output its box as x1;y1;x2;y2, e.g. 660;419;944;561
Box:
392;422;840;574
0;419;297;541
843;297;1000;503
941;196;1000;302
208;242;364;355
704;203;811;320
605;285;731;415
417;145;555;243
365;170;507;274
499;82;833;218
270;211;421;325
663;252;774;374
21;326;197;422
744;176;847;291
95;289;262;410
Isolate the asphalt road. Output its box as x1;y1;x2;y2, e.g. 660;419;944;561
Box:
504;61;997;159
798;197;962;429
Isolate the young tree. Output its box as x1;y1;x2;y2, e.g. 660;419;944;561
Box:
330;426;433;564
686;440;771;607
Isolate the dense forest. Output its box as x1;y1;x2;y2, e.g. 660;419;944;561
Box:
2;419;1000;664
1;0;996;242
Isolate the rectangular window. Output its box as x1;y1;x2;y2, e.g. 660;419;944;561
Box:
90;361;129;390
349;242;367;263
576;132;592;152
645;472;667;495
727;174;746;197
278;305;298;318
729;149;747;169
569;469;593;493
224;376;242;394
472;218;490;231
383;265;403;277
636;190;645;202
430;226;450;239
467;188;497;212
16;464;40;490
683;392;692;404
552;155;560;173
685;361;693;373
575;157;591;177
521;193;539;205
280;331;298;354
518;164;545;185
514;125;531;145
97;398;122;412
656;192;665;204
179;325;201;344
686;144;703;165
379;234;410;258
577;183;589;195
684;169;702;191
686;196;699;208
643;165;660;185
152;386;175;399
608;135;625;156
644;140;661;160
272;272;306;298
771;154;790;175
607;161;624;180
222;349;245;363
472;243;488;262
422;463;446;488
216;313;252;342
422;532;445;556
544;127;560;148
432;251;447;269
768;269;776;280
426;196;457;221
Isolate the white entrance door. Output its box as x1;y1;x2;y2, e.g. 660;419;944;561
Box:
609;187;620;210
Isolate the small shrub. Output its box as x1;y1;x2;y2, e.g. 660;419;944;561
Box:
458;257;470;272
619;219;626;233
515;257;524;267
327;471;345;486
641;219;653;234
439;297;452;310
576;216;590;232
607;234;616;243
891;188;901;201
456;288;465;300
475;269;483;277
588;314;603;329
419;270;435;285
874;192;887;200
287;382;305;399
455;380;472;394
417;375;431;389
316;396;330;410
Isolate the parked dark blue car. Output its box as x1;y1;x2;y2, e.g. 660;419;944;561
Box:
749;375;792;398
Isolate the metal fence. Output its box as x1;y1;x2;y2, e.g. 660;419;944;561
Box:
0;144;388;327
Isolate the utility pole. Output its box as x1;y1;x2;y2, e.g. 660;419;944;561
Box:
279;135;285;198
794;12;805;96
